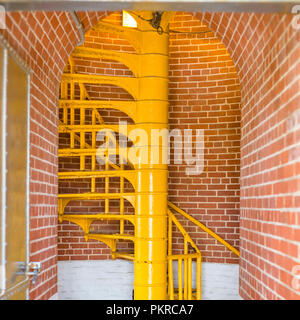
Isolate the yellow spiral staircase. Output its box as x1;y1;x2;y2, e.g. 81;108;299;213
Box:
58;11;239;300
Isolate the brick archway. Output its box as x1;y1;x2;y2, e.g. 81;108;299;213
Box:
1;9;299;300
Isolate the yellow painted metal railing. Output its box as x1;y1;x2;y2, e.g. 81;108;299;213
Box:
166;203;239;300
168;202;240;257
168;253;201;300
167;209;201;300
58;11;240;300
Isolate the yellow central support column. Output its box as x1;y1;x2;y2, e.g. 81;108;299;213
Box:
133;12;173;300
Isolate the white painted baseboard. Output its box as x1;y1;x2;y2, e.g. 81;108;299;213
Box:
58;260;239;300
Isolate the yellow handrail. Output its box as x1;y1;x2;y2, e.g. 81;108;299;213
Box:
167;209;199;255
168;201;240;257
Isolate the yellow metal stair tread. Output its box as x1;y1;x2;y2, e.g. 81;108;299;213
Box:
58;192;135;198
61;214;136;226
113;251;134;261
87;232;134;241
62;214;135;220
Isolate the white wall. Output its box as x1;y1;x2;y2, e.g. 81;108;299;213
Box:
58;260;240;300
193;262;240;300
58;260;134;300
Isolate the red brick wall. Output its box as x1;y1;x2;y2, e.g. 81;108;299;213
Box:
196;12;300;299
57;12;241;264
168;13;241;263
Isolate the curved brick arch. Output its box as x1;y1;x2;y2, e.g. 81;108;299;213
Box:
1;9;299;301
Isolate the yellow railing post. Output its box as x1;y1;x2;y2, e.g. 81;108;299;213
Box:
168;259;174;300
197;256;201;300
188;257;192;300
178;258;183;300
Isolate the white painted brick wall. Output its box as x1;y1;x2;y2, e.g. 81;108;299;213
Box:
196;262;240;300
58;260;134;300
58;260;240;300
